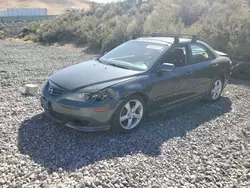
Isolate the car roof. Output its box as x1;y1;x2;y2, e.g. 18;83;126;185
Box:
132;37;193;45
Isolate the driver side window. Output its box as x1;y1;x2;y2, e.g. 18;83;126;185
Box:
164;46;187;67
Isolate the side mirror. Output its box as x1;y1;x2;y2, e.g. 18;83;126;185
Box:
159;63;175;72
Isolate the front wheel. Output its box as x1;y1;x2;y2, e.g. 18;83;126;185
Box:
207;77;223;102
111;95;146;133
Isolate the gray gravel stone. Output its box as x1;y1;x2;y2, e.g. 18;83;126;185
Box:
0;39;250;188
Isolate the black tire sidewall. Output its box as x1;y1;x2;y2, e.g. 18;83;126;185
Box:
111;94;147;133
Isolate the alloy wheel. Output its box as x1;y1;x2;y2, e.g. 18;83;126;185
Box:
119;100;143;130
211;80;222;100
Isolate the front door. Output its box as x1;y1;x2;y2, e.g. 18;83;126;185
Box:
149;44;196;110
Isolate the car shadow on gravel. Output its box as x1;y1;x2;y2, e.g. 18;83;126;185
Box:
18;97;232;173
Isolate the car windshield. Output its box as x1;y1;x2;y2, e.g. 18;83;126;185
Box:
100;41;167;71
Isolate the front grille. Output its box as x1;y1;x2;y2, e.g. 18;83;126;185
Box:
51;110;73;122
48;81;67;96
51;87;65;96
72;120;90;126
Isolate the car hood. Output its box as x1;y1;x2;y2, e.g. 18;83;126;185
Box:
50;60;141;91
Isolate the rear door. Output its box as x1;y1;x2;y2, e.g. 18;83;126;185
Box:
187;43;217;96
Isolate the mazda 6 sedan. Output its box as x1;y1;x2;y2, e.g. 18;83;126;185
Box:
41;34;232;132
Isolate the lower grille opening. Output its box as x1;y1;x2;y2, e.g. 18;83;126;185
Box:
73;120;90;127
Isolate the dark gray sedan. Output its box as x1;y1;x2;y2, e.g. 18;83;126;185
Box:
41;34;232;132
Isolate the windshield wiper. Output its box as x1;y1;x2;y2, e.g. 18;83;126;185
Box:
96;57;103;63
107;62;132;70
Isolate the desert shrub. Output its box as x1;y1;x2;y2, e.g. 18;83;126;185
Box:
94;7;105;18
176;0;210;26
24;33;39;42
187;6;250;61
0;24;4;39
25;0;250;61
101;33;116;53
32;13;87;44
27;22;40;33
0;23;4;31
139;3;153;13
0;31;5;39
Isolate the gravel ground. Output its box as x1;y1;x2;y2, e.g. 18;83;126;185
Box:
0;39;250;188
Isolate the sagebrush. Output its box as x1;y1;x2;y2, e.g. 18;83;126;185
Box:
27;0;250;61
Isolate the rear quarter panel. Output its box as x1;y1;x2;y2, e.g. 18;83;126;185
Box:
213;56;231;74
212;56;232;86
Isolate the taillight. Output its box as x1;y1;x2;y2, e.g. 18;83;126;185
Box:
229;60;233;68
229;60;233;71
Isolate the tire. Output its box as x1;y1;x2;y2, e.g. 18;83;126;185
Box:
207;77;224;102
111;94;147;133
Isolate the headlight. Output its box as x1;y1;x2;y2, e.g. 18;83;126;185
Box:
66;91;91;102
66;88;119;102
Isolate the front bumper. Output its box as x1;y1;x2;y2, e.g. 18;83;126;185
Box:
40;96;121;132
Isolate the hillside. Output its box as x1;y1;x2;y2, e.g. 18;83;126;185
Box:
0;0;92;14
1;0;248;15
21;0;250;62
1;0;248;61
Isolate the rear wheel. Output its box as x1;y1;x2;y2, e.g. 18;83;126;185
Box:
207;77;223;102
111;95;146;133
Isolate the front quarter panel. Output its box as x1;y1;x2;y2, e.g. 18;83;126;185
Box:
111;74;153;102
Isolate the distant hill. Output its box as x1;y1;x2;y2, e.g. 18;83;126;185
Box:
0;0;125;14
0;0;93;14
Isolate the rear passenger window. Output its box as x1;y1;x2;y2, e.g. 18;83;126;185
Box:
190;44;215;64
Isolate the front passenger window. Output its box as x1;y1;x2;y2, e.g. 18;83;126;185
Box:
165;47;187;67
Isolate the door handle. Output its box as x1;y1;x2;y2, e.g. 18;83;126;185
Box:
213;64;219;67
184;71;193;76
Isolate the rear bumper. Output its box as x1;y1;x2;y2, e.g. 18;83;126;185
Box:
40;96;121;132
